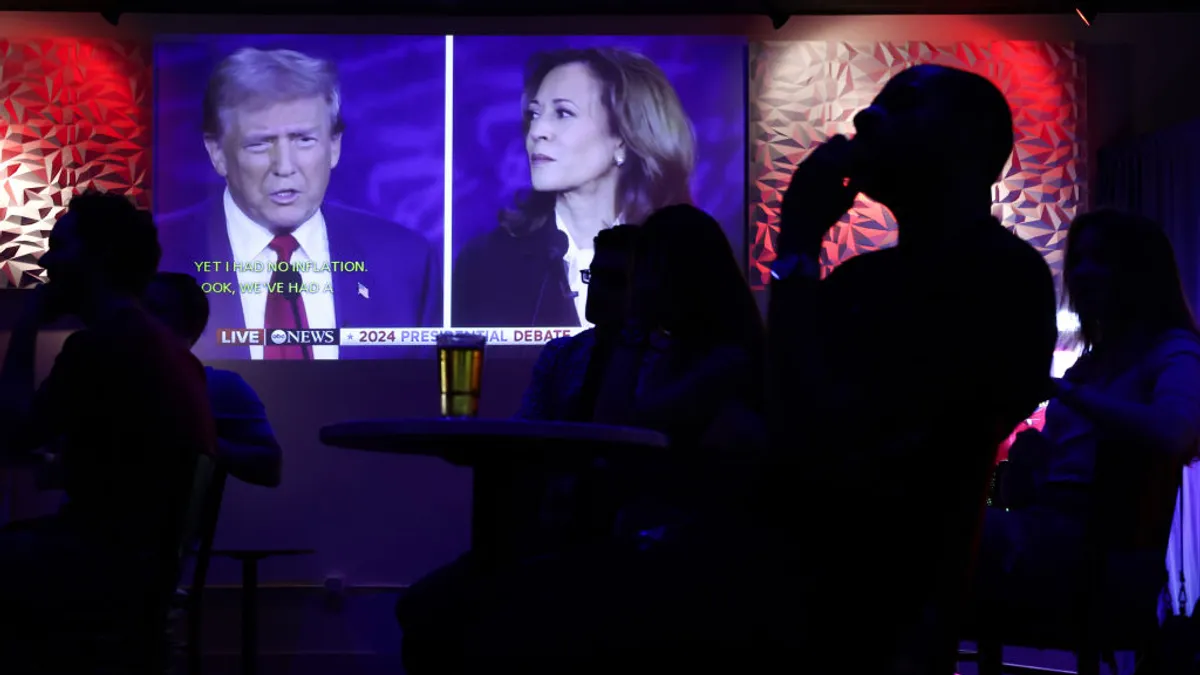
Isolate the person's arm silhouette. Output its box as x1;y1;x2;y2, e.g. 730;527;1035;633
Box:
591;328;649;425
768;136;858;446
1050;343;1200;462
625;340;750;437
207;368;283;487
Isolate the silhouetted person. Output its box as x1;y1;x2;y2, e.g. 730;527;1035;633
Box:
461;205;778;674
144;272;283;487
0;192;216;670
399;226;642;675
972;210;1200;669
589;204;769;537
516;224;642;422
592;204;766;446
767;64;1058;674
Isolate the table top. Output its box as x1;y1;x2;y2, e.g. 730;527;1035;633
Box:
320;418;668;466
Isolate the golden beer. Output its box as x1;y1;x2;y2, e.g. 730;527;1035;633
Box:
437;333;486;417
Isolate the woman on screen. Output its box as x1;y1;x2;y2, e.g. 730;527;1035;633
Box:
452;47;696;328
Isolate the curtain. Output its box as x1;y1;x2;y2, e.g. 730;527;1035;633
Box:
1097;119;1200;308
1098;120;1200;621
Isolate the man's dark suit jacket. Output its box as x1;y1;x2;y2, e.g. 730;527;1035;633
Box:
157;198;441;360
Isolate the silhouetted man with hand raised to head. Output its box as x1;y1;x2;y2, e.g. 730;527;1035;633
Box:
767;65;1058;674
0;192;216;670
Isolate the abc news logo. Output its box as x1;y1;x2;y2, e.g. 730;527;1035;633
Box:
217;329;340;346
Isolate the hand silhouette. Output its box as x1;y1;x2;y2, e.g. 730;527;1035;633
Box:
778;135;859;258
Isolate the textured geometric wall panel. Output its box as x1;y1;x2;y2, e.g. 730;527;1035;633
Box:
749;42;1085;290
0;39;151;288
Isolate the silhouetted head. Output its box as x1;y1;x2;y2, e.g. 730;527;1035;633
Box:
584;225;640;329
505;47;695;234
40;191;161;317
851;64;1013;214
145;272;211;347
1064;209;1196;353
633;204;763;348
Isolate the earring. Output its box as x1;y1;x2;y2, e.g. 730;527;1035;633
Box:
614;152;625;167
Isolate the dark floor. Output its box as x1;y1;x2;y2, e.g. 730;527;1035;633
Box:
179;586;1136;675
185;645;1129;675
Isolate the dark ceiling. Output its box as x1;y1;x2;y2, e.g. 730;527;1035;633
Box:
0;0;1182;17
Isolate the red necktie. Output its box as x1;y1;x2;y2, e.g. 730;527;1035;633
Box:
264;234;311;360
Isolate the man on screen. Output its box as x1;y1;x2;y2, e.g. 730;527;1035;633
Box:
157;47;441;360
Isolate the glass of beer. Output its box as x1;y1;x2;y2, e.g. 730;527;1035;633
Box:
437;333;486;418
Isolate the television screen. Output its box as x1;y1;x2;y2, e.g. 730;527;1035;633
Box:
153;34;747;360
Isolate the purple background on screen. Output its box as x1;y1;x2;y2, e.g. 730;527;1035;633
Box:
152;35;447;248
449;35;747;263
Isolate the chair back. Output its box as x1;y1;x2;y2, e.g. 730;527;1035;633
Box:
179;455;227;557
180;453;227;675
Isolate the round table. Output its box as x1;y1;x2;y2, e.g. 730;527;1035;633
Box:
320;418;668;564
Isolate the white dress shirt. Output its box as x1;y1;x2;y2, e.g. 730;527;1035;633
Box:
224;189;338;359
555;211;624;329
556;212;593;329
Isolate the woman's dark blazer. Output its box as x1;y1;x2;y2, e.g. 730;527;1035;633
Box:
452;206;582;328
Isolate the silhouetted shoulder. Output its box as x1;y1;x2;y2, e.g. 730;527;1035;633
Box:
990;222;1053;272
544;333;576;351
515;331;582;420
1151;329;1200;361
962;221;1056;317
822;246;902;284
204;366;267;418
531;333;575;370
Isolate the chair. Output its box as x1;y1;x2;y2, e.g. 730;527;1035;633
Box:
31;453;227;675
959;440;1182;675
171;458;314;675
175;453;229;675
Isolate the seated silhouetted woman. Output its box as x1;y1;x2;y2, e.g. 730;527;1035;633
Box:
515;225;642;423
592;203;766;448
397;227;643;675
973;209;1200;636
460;205;779;674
